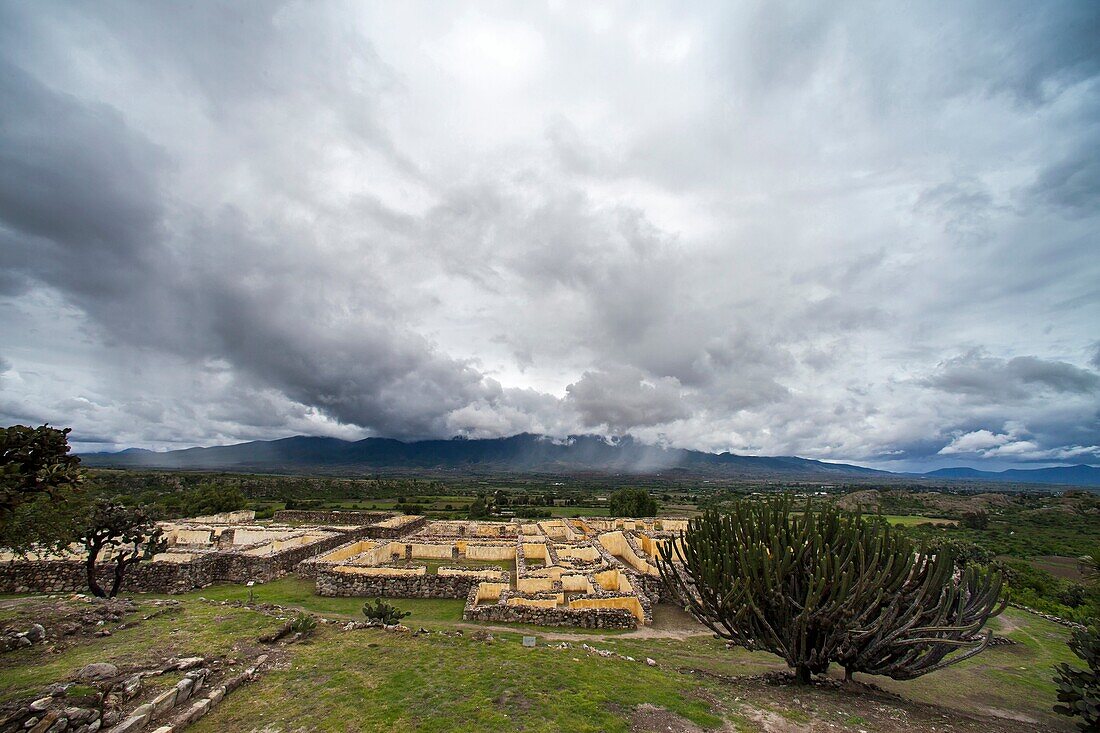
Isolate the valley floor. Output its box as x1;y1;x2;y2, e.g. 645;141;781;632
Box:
0;578;1079;732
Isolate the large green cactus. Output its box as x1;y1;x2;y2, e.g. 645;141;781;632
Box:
656;497;1005;683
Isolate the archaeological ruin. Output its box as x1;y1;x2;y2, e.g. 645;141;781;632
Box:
0;511;689;630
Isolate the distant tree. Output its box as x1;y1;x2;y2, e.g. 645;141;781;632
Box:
609;488;657;517
468;496;490;519
78;499;165;598
1053;624;1100;732
962;509;990;530
0;424;83;515
181;483;247;517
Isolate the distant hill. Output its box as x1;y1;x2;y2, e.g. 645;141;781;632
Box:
80;433;886;479
921;464;1100;487
78;434;1100;487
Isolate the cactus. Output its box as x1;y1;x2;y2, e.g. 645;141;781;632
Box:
289;612;318;637
656;497;1005;683
1054;624;1100;732
362;598;411;626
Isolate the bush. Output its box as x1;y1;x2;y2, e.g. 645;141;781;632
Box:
362;598;411;626
289;613;317;637
1054;624;1100;732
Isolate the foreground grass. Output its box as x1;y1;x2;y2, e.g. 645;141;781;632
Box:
0;601;283;704
0;586;1077;731
191;627;723;733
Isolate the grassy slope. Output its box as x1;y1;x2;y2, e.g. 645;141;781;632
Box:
0;581;1079;732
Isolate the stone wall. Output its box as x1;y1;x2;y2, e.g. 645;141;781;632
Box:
272;510;392;525
462;587;636;629
366;516;427;539
315;567;493;598
0;557;219;595
0;527;361;595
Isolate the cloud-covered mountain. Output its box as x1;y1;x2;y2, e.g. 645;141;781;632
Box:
81;433;886;477
80;433;1100;486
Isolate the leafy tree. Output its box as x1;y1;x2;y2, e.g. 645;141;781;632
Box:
609;487;657;517
1;424;83;515
468;496;490;519
78;499;165;598
1053;624;1100;732
962;509;990;530
658;498;1005;684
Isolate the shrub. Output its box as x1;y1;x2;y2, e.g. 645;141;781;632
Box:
1053;624;1100;732
658;497;1005;684
289;613;317;637
362;598;411;626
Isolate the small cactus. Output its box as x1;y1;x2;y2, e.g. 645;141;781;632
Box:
362;598;411;626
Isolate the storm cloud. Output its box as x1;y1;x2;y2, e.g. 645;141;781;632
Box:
0;1;1098;470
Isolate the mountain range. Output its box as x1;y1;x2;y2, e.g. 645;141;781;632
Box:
78;433;1100;487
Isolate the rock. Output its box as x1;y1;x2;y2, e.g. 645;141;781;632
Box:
78;663;119;681
119;674;143;698
151;688;178;717
30;697;54;712
175;677;194;703
171;656;204;671
645;658;657;667
26;624;46;643
23;718;38;729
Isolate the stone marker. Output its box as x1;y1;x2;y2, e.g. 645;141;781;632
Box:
522;636;536;647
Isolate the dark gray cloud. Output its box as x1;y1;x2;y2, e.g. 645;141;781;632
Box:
925;351;1100;400
0;1;1098;469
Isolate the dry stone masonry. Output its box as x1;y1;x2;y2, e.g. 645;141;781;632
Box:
0;510;423;595
306;516;688;630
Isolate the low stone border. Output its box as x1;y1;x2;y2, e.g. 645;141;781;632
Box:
108;655;267;733
1008;601;1086;630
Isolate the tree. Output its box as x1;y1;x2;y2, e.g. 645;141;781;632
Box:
78;499;165;598
468;496;490;519
657;497;1005;684
1;424;83;515
609;488;657;518
962;509;990;530
1053;624;1100;732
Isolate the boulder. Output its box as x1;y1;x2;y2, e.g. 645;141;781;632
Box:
77;663;118;681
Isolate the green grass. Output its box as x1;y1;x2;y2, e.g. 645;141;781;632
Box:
0;602;284;704
169;577;467;624
881;514;957;527
870;608;1076;729
0;583;1081;731
190;626;724;733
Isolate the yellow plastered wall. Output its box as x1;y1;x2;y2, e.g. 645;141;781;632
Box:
151;552;195;563
233;528;297;546
508;595;562;609
317;540;376;564
475;582;508;603
410;543;454;560
522;543;549;562
598;531;658;575
516;577;554;594
170;528;213;546
556;545;599;562
465;544;516;561
561;574;592;593
569;595;644;623
349;541;403;566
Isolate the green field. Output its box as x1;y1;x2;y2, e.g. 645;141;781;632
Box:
0;578;1080;732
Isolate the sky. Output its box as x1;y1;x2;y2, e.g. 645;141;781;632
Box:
0;1;1098;471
